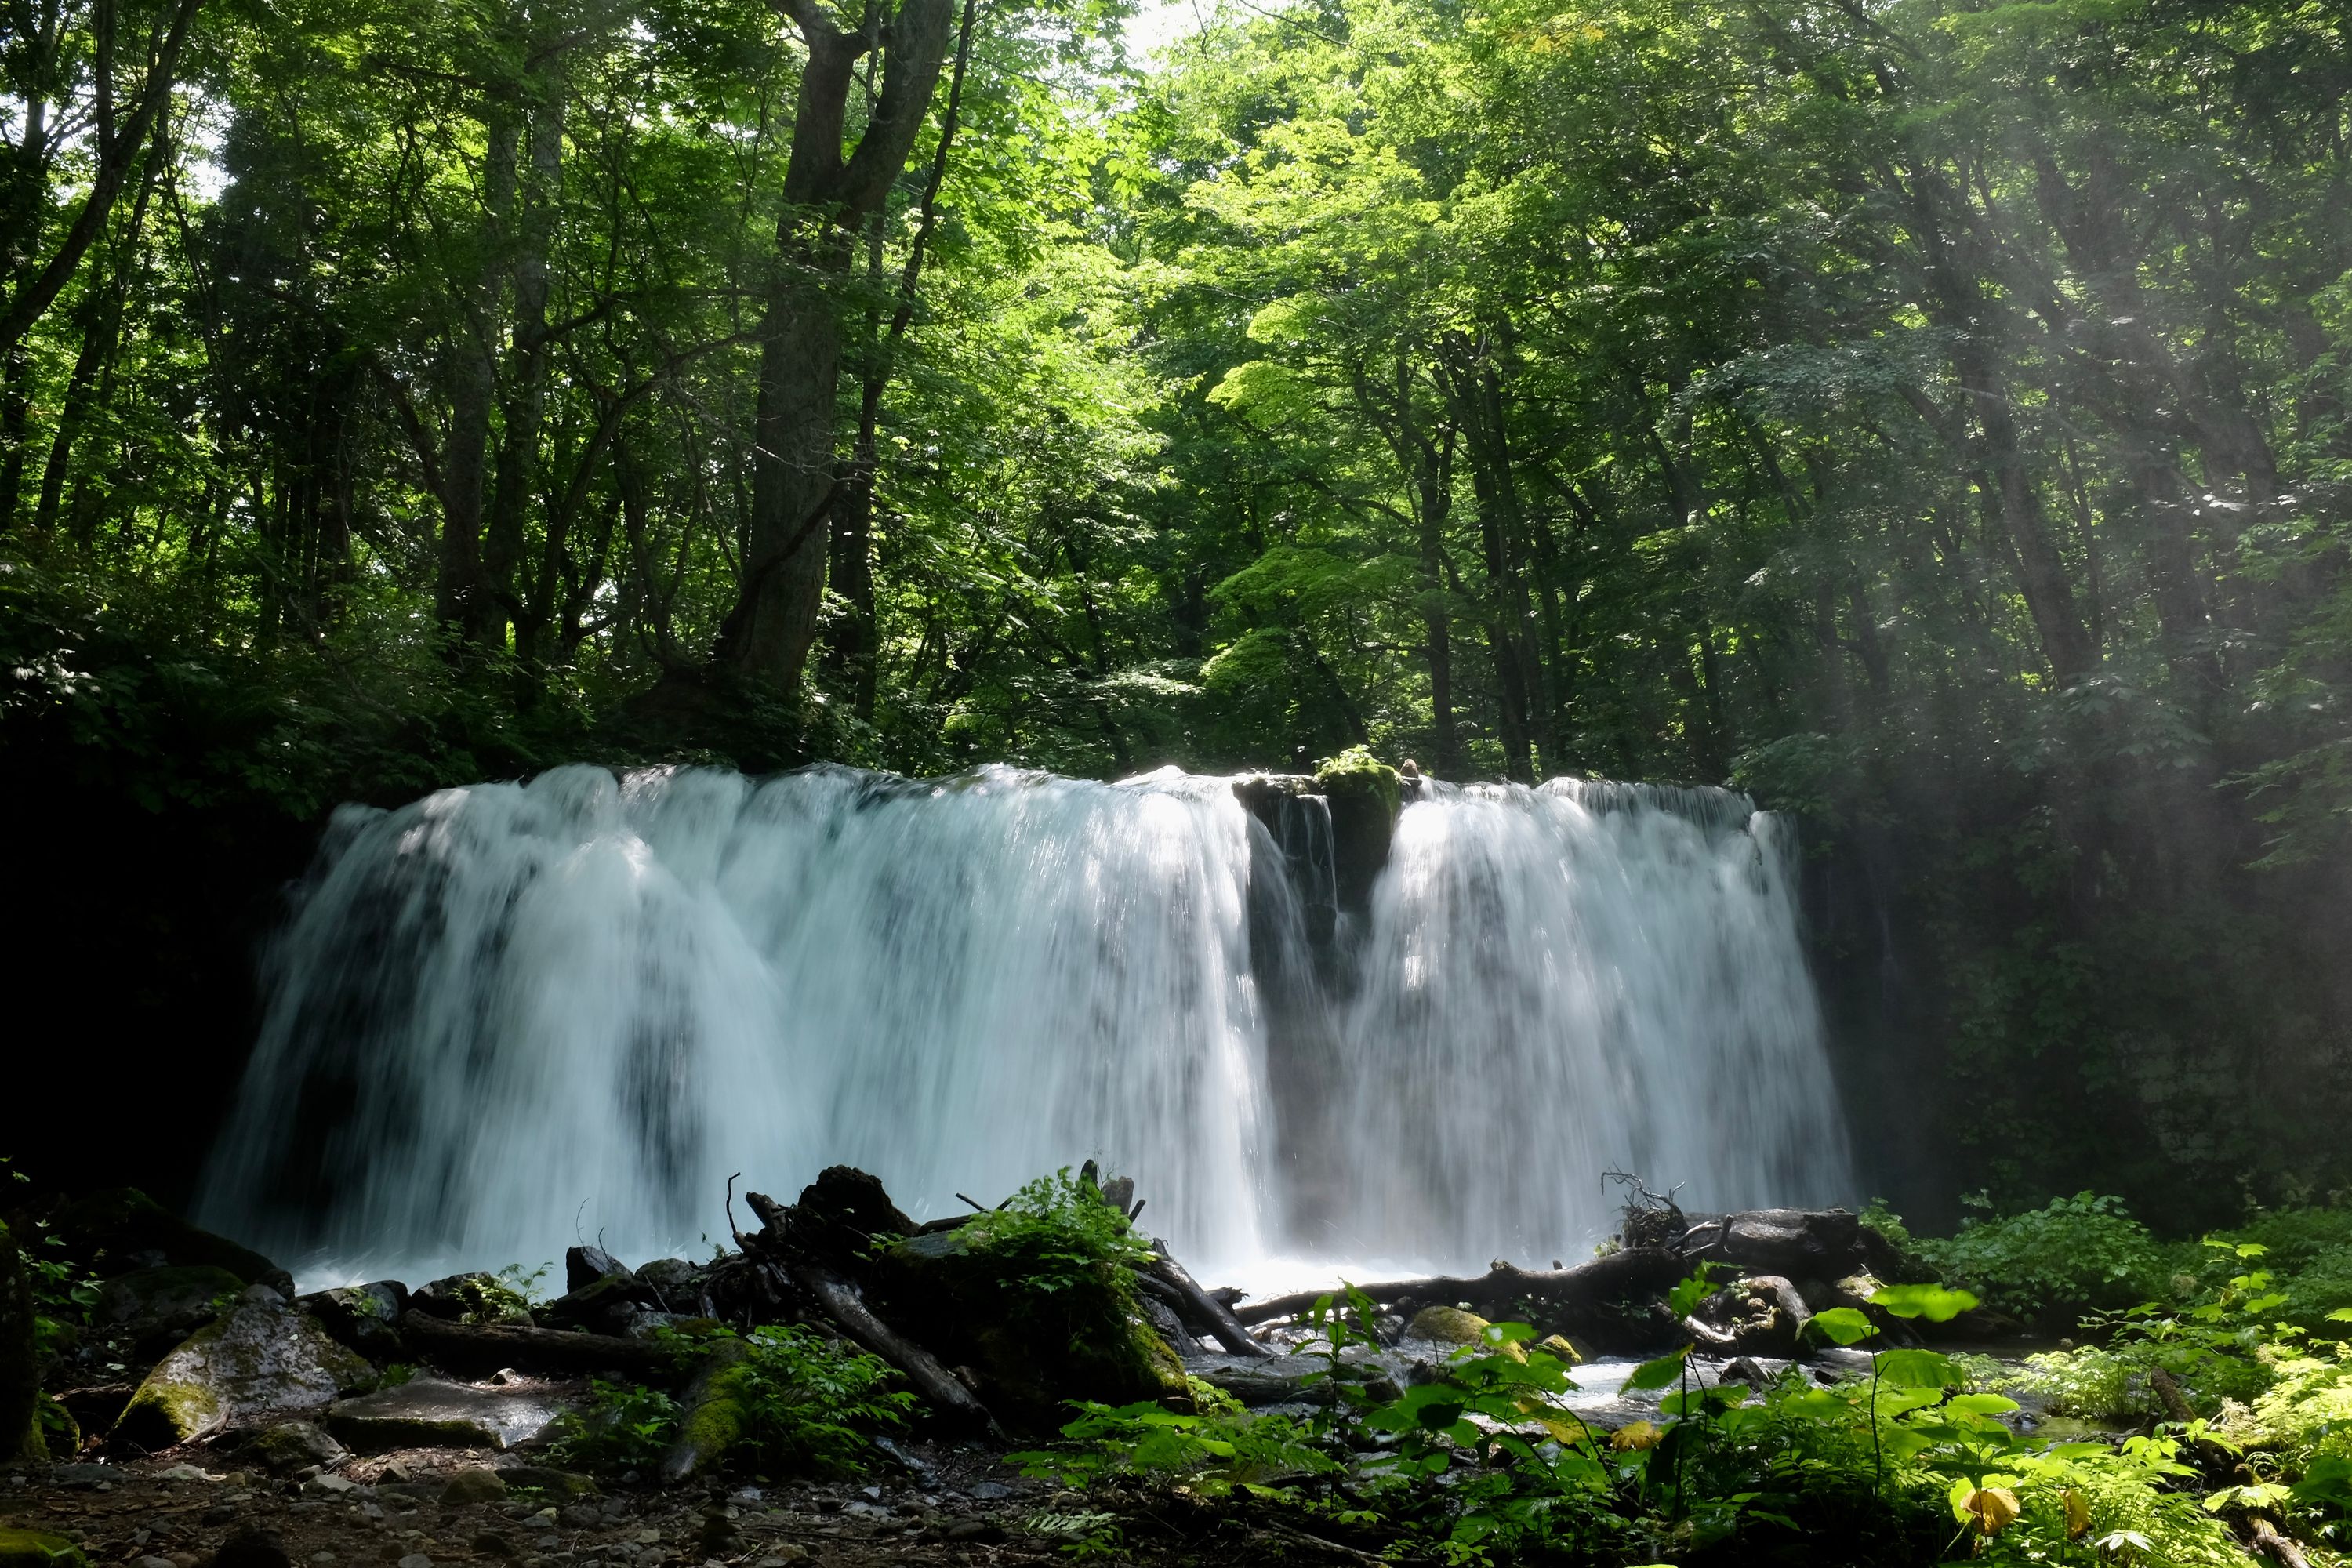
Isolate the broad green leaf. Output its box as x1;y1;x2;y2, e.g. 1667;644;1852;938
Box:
1874;1348;1960;1388
1944;1392;2020;1415
1622;1348;1690;1392
1808;1306;1878;1345
1868;1283;1979;1322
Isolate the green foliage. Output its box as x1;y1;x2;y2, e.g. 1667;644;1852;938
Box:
960;1169;1155;1312
3;1159;98;1363
452;1265;549;1327
547;1377;683;1473
1913;1195;2165;1323
723;1323;916;1476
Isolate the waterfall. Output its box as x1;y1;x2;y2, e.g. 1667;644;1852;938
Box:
196;763;1852;1288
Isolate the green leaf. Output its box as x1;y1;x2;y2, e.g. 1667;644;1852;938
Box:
1623;1348;1690;1392
1867;1283;1979;1322
1808;1306;1878;1346
1944;1392;2020;1415
1874;1348;1960;1388
1668;1263;1728;1319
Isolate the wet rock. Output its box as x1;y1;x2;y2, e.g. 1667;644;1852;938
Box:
48;1192;294;1298
116;1288;374;1448
325;1378;568;1452
1313;750;1401;916
439;1468;507;1505
633;1260;704;1305
564;1248;630;1293
536;1273;653;1336
299;1283;408;1361
1686;1210;1871;1280
0;1530;85;1568
1407;1305;1491;1345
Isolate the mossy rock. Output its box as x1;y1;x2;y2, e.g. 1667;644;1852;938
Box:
873;1228;1187;1434
1313;747;1402;913
49;1190;291;1297
1408;1305;1492;1345
117;1288;372;1448
0;1529;87;1568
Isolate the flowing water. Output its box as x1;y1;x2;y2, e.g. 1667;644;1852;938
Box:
195;764;1853;1290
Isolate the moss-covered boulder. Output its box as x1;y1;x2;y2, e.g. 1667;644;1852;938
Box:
96;1265;245;1328
0;1528;87;1568
298;1282;407;1361
115;1287;372;1449
1407;1305;1493;1345
872;1225;1187;1434
1313;747;1402;915
2;1221;44;1468
49;1190;291;1298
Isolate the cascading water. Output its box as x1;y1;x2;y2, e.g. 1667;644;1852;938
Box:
196;762;1853;1290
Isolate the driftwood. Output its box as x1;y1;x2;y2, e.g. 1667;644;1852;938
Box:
741;1187;1002;1437
797;1262;1003;1438
1235;1247;1691;1334
1149;1243;1272;1358
395;1312;677;1378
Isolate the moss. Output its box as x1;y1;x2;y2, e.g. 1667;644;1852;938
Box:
662;1342;755;1483
0;1530;88;1568
1313;745;1401;818
1409;1305;1491;1345
875;1226;1189;1434
116;1374;220;1449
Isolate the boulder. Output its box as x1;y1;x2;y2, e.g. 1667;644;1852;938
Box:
0;1529;87;1568
47;1191;292;1298
410;1275;533;1328
1312;751;1401;916
635;1259;706;1306
870;1225;1186;1433
1406;1306;1491;1346
96;1266;245;1329
564;1247;630;1293
299;1283;408;1361
114;1287;374;1448
95;1265;245;1362
240;1420;347;1475
538;1272;656;1335
324;1377;568;1452
438;1468;506;1505
205;1530;292;1568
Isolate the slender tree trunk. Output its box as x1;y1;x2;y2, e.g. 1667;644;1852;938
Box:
438;92;520;630
714;0;956;695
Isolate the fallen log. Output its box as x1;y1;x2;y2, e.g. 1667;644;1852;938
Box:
740;1187;1003;1437
395;1312;678;1379
1149;1243;1272;1359
794;1264;1003;1439
1234;1247;1692;1348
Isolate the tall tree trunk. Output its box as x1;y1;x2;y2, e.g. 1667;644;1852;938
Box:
478;36;568;649
714;0;956;695
438;91;520;629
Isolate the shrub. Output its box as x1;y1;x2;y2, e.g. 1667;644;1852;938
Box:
1913;1193;2165;1323
729;1323;914;1476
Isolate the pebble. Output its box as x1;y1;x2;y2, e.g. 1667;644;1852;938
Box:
966;1480;1012;1500
398;1556;435;1568
134;1555;179;1568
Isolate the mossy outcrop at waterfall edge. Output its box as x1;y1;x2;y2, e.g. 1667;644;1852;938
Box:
1313;746;1401;915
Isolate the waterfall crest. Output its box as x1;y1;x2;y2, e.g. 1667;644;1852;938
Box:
196;763;1852;1287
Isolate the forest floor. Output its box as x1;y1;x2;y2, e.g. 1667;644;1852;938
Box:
1;1439;1233;1568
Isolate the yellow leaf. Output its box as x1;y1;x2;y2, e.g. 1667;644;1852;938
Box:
2063;1488;2092;1538
1610;1421;1662;1452
1965;1486;2022;1537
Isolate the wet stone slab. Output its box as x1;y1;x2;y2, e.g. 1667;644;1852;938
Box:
325;1377;572;1452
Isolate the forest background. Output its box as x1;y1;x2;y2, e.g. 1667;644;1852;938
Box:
2;0;2348;1236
